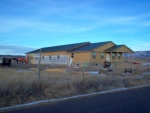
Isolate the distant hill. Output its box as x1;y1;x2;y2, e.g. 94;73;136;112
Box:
0;55;25;58
134;51;150;58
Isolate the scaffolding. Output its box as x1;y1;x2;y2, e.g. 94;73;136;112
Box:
122;52;134;63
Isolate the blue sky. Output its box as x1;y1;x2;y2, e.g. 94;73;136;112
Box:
0;0;150;55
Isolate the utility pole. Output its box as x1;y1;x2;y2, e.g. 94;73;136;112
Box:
38;49;42;91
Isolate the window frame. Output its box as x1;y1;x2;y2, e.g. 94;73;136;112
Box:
100;52;104;59
71;53;74;58
112;53;115;59
118;53;121;59
57;55;60;59
92;52;97;59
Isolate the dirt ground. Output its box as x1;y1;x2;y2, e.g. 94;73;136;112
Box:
134;57;150;63
5;57;150;75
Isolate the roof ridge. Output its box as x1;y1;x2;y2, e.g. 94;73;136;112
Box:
91;41;112;44
68;42;90;52
43;42;90;49
68;41;114;52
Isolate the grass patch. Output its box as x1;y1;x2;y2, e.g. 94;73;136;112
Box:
0;68;150;107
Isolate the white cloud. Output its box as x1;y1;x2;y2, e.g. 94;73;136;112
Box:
0;16;97;34
0;45;36;55
0;0;149;34
0;17;37;33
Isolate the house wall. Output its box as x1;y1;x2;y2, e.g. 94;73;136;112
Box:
63;52;91;67
72;52;90;63
41;51;68;56
27;51;70;64
111;52;123;62
26;42;132;65
94;42;115;52
115;46;133;53
90;42;115;63
106;46;133;62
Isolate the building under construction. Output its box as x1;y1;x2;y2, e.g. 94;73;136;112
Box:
26;41;134;66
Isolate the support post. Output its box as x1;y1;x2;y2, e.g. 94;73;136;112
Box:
83;68;85;83
128;53;129;62
132;53;134;63
111;51;112;62
117;52;118;62
38;49;42;91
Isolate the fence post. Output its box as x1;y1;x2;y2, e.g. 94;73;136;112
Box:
38;49;42;91
82;62;89;83
83;68;85;83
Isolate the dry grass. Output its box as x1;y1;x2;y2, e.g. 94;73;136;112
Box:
134;58;150;63
113;62;150;75
0;67;150;107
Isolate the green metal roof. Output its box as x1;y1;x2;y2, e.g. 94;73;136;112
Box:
69;41;113;52
26;42;90;54
27;41;122;54
26;41;133;54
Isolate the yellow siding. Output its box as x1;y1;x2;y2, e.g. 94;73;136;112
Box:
89;52;105;62
42;51;68;56
88;52;123;63
116;46;133;53
111;53;123;62
90;42;115;62
73;52;90;63
94;42;115;51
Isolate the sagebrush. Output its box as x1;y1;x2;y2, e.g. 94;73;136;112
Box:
0;68;150;107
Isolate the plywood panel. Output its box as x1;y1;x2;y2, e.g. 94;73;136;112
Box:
42;51;68;56
73;52;90;63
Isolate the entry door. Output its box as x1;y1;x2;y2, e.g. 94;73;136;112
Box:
106;54;110;61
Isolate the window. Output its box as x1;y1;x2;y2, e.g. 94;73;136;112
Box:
57;55;60;59
71;53;74;58
118;53;121;59
92;52;96;59
112;53;115;59
100;52;104;59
